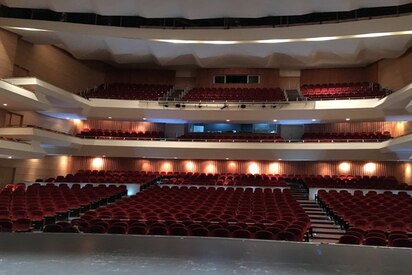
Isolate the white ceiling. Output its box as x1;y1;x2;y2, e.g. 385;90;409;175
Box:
0;0;409;18
1;16;412;69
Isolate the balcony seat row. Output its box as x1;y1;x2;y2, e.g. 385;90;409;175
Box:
76;129;164;139
178;132;284;142
302;131;391;142
182;87;285;102
301;82;391;100
79;83;172;100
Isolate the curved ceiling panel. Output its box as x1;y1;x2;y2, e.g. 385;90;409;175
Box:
0;0;410;19
2;16;412;68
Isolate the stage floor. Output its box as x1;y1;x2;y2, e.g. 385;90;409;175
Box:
0;233;411;275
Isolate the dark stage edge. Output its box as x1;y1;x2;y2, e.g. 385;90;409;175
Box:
0;233;411;275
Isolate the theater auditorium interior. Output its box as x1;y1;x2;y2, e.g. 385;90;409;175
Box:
0;1;412;274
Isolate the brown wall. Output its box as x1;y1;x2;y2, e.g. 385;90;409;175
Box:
279;77;300;90
0;29;18;78
1;156;410;184
300;66;378;85
14;40;105;93
305;121;412;138
377;48;412;91
0;156;72;184
69;157;403;179
196;68;280;88
104;69;175;85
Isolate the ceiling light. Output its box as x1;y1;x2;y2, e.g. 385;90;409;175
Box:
142;117;147;120
278;158;282;161
346;118;351;121
65;117;70;120
3;103;7;106
174;157;178;159
7;156;12;159
108;116;112;119
273;119;278;122
226;119;230;122
6;27;51;32
305;36;338;41
152;30;412;45
225;158;229;160
311;119;316;122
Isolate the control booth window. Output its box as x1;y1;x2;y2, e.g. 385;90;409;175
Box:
213;75;260;84
214;75;225;83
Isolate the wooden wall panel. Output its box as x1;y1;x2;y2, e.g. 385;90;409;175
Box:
300;67;376;85
279;77;300;90
196;68;279;88
14;40;105;93
0;156;72;183
1;156;409;185
69;157;402;179
104;69;175;85
175;77;197;90
0;29;18;78
304;121;412;138
77;120;165;133
377;48;412;91
304;122;392;135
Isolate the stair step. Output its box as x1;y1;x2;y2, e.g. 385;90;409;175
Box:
311;223;340;229
297;200;316;204
303;211;325;215
309;219;334;224
308;214;328;219
310;238;340;244
313;228;345;234
312;233;342;239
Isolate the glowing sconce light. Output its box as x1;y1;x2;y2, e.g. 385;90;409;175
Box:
269;162;280;174
185;161;194;172
339;162;351;173
92;157;104;169
248;162;260;174
364;162;376;174
205;163;216;174
161;161;172;172
405;163;411;179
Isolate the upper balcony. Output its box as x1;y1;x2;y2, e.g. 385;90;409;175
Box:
1;77;412;123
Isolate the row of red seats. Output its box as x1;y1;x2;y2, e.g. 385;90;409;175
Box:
38;170;159;184
164;176;287;187
301;82;391;99
0;183;126;232
76;129;164;139
77;187;310;239
79;83;172;100
182;87;285;102
305;176;408;190
178;132;284;142
338;228;412;247
302;131;391;142
317;190;412;234
45;218;308;241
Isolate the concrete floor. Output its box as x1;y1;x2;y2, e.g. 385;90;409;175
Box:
0;233;411;275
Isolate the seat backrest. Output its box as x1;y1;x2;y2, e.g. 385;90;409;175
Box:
339;234;361;245
254;230;274;240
